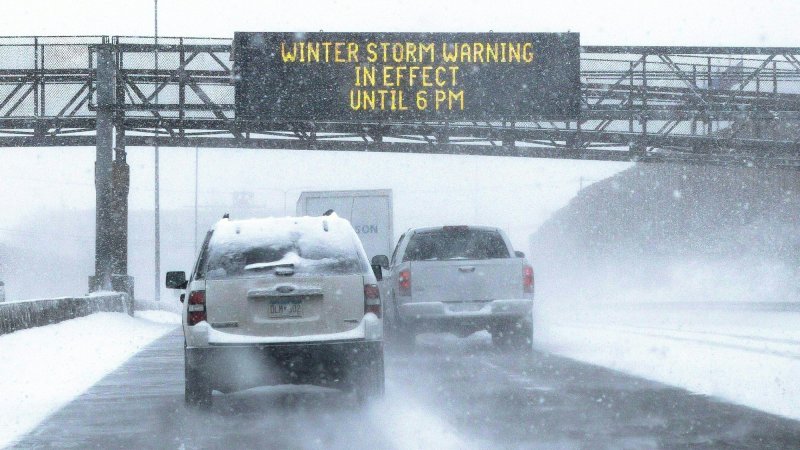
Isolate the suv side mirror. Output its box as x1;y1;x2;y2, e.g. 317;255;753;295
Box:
166;271;188;289
371;255;390;268
514;251;525;258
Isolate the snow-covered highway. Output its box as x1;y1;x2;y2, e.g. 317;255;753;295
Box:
7;311;800;449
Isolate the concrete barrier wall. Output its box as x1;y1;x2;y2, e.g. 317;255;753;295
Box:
529;163;799;307
0;292;130;336
134;298;181;314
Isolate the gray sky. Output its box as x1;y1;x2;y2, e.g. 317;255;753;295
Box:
0;0;796;45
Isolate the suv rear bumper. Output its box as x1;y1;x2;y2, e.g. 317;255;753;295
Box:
186;339;382;393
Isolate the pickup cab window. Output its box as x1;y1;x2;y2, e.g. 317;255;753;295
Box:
390;233;406;265
402;229;510;261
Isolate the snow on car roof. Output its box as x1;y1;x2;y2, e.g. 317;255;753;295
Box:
210;214;358;252
203;214;371;278
409;225;501;234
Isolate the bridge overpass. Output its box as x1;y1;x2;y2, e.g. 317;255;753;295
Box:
0;36;798;292
0;36;798;166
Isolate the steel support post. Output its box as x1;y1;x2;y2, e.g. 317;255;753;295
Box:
110;156;133;301
110;157;128;279
501;121;515;148
565;133;581;159
111;46;134;307
89;45;116;293
629;141;646;161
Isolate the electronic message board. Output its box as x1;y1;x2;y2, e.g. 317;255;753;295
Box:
233;32;580;122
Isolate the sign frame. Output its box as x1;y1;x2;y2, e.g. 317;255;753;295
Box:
233;31;581;123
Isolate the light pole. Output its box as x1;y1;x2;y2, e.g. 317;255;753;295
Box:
263;188;291;216
271;187;316;216
153;0;160;302
260;187;319;216
194;147;199;251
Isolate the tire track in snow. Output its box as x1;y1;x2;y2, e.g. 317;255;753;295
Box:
557;324;800;360
370;381;473;450
607;323;800;346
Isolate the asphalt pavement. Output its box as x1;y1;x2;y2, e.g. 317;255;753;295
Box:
15;328;800;449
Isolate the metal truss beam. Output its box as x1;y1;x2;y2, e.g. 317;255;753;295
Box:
0;37;798;169
123;135;799;168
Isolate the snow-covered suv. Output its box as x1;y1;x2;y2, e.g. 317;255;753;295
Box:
166;215;384;407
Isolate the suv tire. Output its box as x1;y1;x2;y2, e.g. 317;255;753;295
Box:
184;348;212;408
355;352;385;404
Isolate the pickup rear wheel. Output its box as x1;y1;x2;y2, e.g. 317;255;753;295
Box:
509;320;533;353
491;323;512;348
492;320;533;353
394;323;417;352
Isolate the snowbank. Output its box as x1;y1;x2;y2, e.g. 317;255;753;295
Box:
0;312;178;448
535;303;800;420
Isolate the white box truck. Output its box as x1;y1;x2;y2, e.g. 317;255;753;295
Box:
296;190;394;260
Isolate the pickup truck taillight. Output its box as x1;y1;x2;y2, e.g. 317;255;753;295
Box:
398;269;411;296
187;290;206;325
364;284;381;318
523;265;534;294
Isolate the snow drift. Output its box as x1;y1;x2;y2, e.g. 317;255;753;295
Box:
0;311;178;448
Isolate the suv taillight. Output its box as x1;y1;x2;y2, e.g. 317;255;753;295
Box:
364;284;381;318
398;269;411;296
187;290;206;325
523;265;534;294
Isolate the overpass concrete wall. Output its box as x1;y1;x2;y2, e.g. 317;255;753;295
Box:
529;163;800;306
0;292;130;336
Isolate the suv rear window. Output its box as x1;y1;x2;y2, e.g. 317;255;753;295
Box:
201;218;369;279
403;229;510;261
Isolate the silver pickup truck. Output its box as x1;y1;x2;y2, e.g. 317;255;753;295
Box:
372;225;533;351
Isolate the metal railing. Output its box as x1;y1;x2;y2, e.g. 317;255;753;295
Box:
0;36;798;167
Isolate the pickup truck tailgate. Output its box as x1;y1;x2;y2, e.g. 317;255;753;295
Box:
409;259;523;303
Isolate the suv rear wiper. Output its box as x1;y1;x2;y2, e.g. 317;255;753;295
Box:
244;262;295;276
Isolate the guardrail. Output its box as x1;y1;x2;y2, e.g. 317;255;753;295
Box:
0;292;131;336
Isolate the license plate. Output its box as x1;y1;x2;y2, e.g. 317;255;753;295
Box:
268;300;302;318
448;302;484;312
